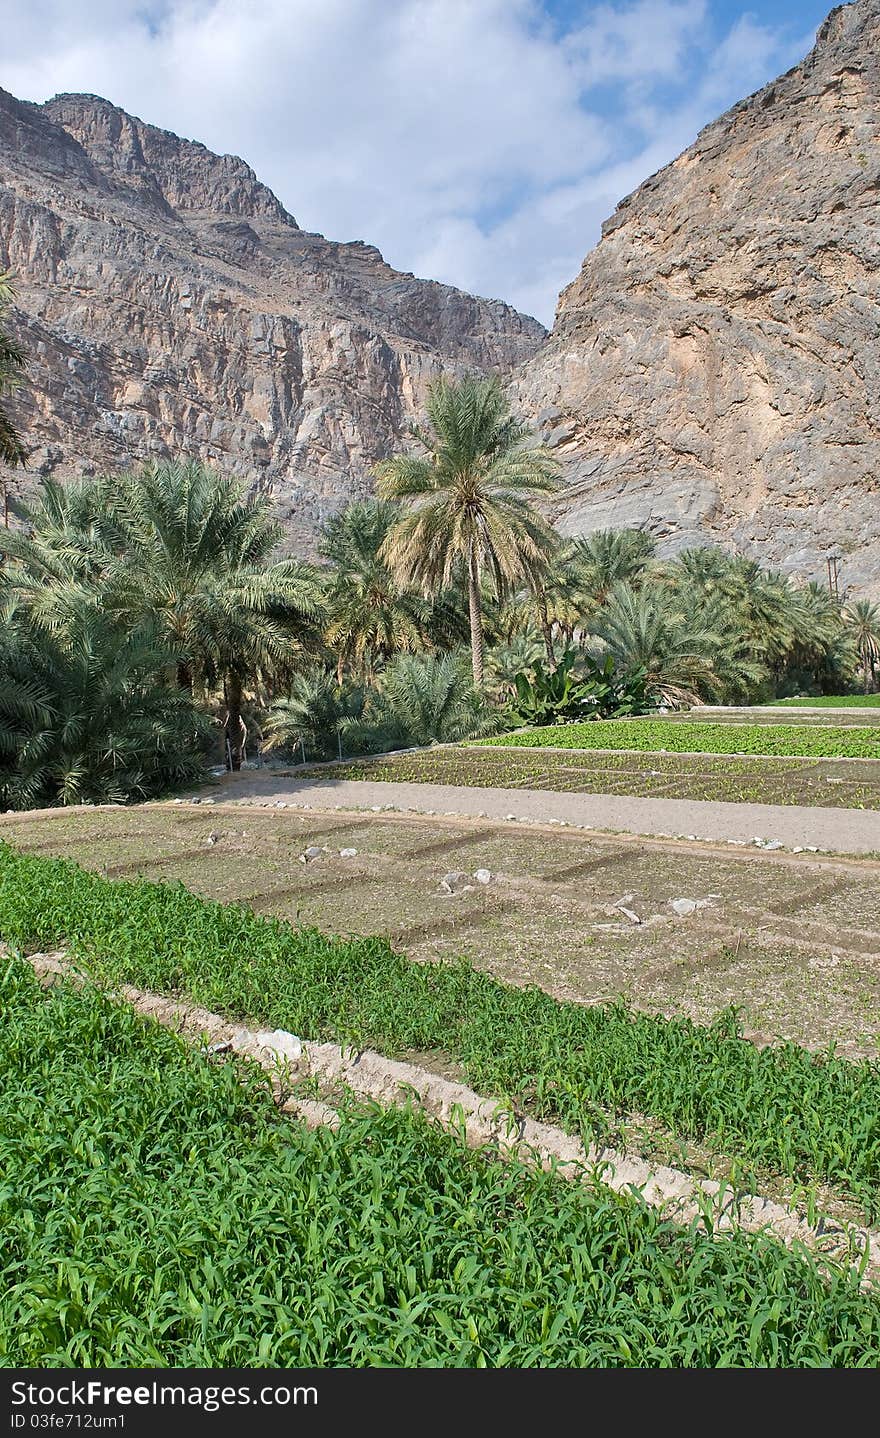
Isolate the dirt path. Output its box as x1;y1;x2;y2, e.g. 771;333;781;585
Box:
213;772;880;854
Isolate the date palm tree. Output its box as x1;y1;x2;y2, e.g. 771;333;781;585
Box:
0;597;212;809
590;582;763;707
375;651;497;746
0;476;120;625
263;664;369;762
845;598;880;693
376;375;560;687
321;499;438;682
104;461;324;768
566;528;656;609
2;463;325;770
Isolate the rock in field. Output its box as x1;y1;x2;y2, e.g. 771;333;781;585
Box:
255;1029;303;1064
439;870;473;895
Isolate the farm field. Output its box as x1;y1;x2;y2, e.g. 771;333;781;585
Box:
4;802;880;1068
767;696;880;709
478;720;880;759
5;834;880;1221
5;795;880;1366
321;745;880;810
4;958;879;1368
646;709;880;727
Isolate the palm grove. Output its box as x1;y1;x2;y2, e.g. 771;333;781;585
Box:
1;279;878;810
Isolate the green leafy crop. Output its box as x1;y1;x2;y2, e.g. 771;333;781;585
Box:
768;696;880;709
2;959;879;1367
2;844;880;1220
478;720;880;760
318;746;880;808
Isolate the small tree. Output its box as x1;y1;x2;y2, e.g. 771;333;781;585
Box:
377;651;496;746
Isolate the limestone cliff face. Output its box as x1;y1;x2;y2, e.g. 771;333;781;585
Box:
517;0;880;593
0;90;544;546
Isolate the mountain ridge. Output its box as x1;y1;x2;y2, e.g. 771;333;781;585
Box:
518;0;879;593
0;86;544;548
2;0;878;590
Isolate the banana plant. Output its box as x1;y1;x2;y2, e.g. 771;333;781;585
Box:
509;648;655;726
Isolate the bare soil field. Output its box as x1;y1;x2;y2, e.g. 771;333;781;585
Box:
313;746;880;809
4;800;879;1060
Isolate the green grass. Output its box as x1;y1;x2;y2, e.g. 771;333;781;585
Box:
767;696;880;709
3;843;880;1221
3;959;879;1368
478;720;880;760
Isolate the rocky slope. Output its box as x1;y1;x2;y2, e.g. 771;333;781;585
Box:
518;0;880;593
0;89;544;545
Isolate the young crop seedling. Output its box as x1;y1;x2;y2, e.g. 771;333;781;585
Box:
477;720;880;761
2;843;880;1221
2;958;880;1368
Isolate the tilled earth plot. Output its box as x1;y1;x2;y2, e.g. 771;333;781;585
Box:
321;747;880;808
2;803;880;1058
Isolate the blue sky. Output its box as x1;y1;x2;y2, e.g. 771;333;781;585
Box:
2;1;834;323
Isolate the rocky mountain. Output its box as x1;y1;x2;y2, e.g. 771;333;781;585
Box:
2;0;878;589
0;89;544;545
518;0;880;593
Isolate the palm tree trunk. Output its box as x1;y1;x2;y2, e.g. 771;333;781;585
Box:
467;544;485;688
176;660;193;692
226;672;245;771
536;587;555;664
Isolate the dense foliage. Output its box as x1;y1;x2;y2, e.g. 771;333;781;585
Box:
509;649;653;726
4;959;878;1367
3;844;880;1218
265;652;496;761
1;374;877;806
482;720;880;760
0;602;212;809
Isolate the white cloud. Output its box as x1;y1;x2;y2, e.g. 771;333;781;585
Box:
565;0;708;84
1;1;819;324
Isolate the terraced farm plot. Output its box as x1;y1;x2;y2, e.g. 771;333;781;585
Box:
480;719;880;759
4;802;880;1060
654;708;880;727
319;745;880;809
768;696;880;708
6;961;879;1368
5;838;880;1224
